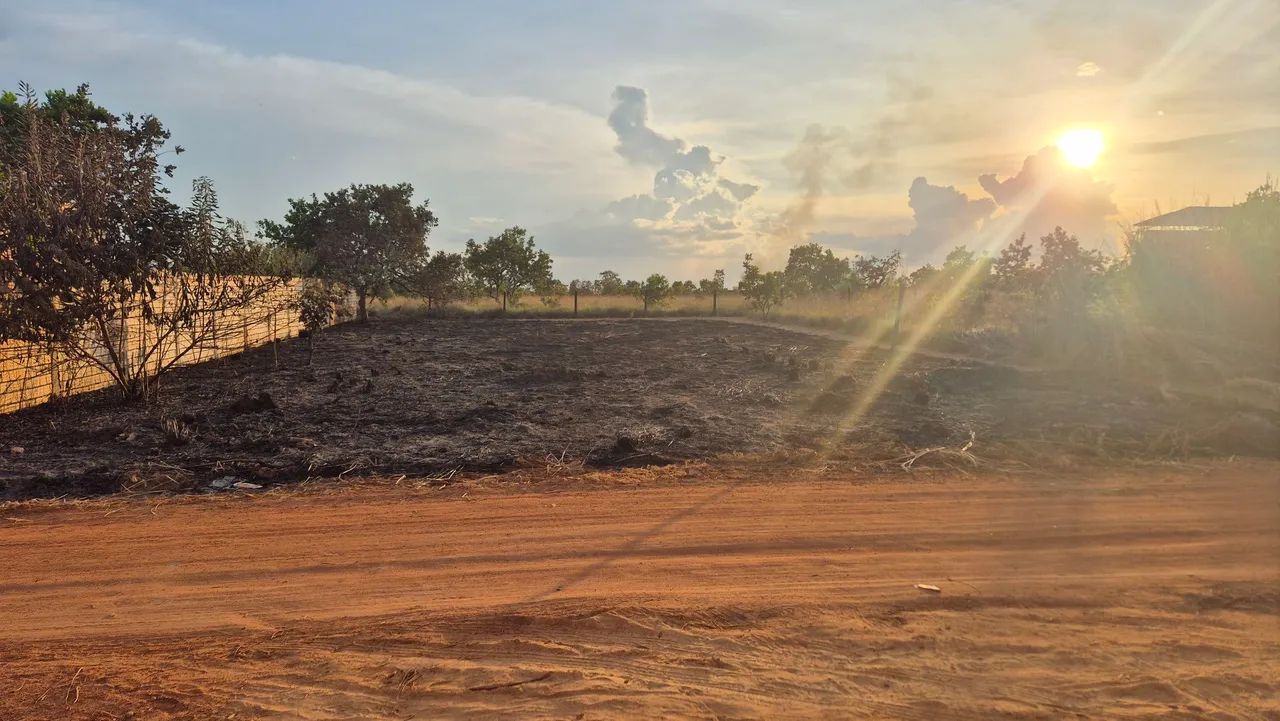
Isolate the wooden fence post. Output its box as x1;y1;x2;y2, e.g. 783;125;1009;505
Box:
573;287;579;316
892;281;906;348
48;351;59;403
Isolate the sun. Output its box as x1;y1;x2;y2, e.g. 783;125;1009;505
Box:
1056;128;1105;168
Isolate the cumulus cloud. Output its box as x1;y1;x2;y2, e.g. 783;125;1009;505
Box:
904;177;995;253
979;146;1118;244
606;194;672;221
564;85;760;257
607;86;686;166
1075;61;1102;77
790;147;1119;268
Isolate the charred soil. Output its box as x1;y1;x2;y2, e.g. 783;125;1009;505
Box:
2;317;1275;498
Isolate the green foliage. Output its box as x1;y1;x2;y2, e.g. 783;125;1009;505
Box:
1035;227;1107;306
0;82;185;348
298;278;350;333
1;85;284;402
259;182;436;321
596;270;626;295
908;264;938;287
783;242;850;295
1126;180;1278;337
851;250;901;289
462;226;554;312
992;234;1033;288
536;277;569;306
401;250;468;310
634;273;673;312
739;254;788;319
699;269;726;295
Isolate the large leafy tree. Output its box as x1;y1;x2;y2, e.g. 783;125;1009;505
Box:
783;242;850;295
0;83;183;347
260;183;437;321
463;226;553;311
1;84;286;401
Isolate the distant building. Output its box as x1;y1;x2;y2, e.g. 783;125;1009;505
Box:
1131;206;1232;250
1133;206;1232;233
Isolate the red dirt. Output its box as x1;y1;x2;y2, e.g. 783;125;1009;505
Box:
2;460;1276;720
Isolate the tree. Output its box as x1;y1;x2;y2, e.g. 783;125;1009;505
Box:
851;250;901;289
992;234;1033;288
670;280;697;294
596;270;626;295
401;250;467;311
1032;227;1107;328
634;273;672;313
297;278;351;365
942;245;977;271
1;86;286;402
908;264;939;287
783;242;850;295
462;226;554;311
739;254;787;319
536;278;568;307
1125;182;1278;338
0;83;182;347
260;183;436;322
569;279;598;295
699;269;727;315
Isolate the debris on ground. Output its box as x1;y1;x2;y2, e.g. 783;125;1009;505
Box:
227;391;277;416
0;318;1274;500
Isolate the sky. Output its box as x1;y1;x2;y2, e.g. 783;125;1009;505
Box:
2;0;1277;281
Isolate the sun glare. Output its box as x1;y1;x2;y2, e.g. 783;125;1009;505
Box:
1056;128;1105;168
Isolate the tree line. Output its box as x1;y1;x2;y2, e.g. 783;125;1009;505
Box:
3;83;1275;400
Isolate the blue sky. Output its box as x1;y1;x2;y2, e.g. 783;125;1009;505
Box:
2;0;1276;281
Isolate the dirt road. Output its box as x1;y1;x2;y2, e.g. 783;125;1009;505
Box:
2;462;1278;720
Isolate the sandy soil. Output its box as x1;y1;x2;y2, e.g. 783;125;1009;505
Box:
2;461;1276;720
3;318;1275;499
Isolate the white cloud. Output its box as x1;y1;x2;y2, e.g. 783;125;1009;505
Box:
1075;61;1102;77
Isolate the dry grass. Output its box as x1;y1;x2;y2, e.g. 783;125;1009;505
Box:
379;293;748;317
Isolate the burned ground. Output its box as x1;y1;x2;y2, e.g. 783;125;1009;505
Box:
1;317;1275;498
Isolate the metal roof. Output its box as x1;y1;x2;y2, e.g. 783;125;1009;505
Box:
1134;206;1232;229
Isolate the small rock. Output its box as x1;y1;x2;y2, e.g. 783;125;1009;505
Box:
209;476;237;489
9;446;24;456
232;481;263;490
